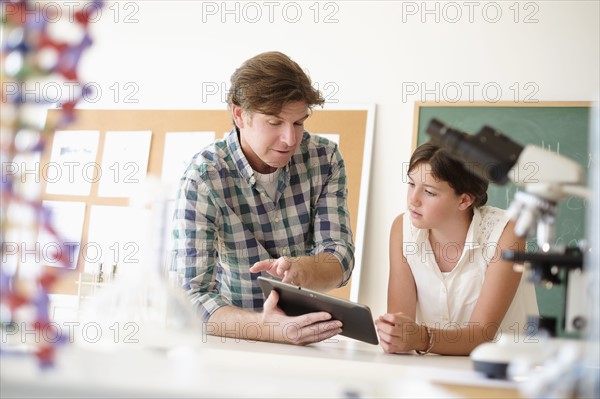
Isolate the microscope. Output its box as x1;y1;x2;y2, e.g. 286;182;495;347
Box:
424;119;592;381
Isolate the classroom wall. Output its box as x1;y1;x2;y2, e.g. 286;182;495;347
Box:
74;1;600;317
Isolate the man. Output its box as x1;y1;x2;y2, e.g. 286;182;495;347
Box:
173;51;354;345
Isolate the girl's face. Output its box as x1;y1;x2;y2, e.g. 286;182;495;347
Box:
406;162;472;230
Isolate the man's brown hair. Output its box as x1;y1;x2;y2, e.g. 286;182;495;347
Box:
227;51;324;118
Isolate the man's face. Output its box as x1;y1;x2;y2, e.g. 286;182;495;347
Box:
233;101;309;174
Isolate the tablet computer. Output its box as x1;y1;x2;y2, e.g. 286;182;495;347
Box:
257;276;379;345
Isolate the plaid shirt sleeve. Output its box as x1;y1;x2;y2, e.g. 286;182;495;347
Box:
172;168;231;321
311;140;355;286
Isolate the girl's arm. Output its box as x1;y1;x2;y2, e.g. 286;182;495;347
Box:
426;220;526;355
377;214;428;354
387;214;417;317
464;220;526;342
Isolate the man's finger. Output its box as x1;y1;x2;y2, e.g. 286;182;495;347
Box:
249;260;275;272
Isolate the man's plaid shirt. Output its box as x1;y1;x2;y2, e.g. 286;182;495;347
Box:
172;129;355;321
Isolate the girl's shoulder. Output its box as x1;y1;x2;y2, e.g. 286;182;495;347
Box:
478;205;508;223
390;212;406;234
479;205;505;214
475;206;510;244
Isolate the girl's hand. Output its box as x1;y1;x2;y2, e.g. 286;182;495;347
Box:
375;313;425;353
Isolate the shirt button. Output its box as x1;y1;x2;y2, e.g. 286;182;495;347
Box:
274;217;280;223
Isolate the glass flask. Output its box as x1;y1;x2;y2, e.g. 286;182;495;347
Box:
77;176;202;351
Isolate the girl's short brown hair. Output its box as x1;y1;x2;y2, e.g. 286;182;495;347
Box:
227;51;324;116
408;142;489;208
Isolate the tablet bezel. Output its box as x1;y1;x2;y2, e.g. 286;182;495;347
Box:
257;276;379;345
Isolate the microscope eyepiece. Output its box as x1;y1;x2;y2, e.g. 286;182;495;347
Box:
425;118;524;185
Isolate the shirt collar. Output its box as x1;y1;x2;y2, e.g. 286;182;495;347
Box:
227;128;256;185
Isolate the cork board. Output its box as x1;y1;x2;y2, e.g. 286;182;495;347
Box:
41;106;375;301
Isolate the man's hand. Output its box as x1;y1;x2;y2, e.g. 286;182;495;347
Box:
260;290;342;345
250;257;304;285
207;290;342;345
249;253;343;291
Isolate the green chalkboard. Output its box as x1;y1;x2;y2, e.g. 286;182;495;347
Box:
413;102;591;336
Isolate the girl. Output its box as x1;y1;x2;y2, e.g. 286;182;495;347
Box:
376;143;538;355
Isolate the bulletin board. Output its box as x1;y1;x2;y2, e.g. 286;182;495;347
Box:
41;106;375;301
413;101;592;331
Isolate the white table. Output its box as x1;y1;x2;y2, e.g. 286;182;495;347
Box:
1;330;520;398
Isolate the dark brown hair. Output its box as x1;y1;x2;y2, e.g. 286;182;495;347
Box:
227;51;324;118
408;142;489;208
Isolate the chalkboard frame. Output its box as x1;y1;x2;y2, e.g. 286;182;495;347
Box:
412;101;592;334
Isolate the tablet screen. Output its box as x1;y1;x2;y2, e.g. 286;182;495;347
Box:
257;276;379;345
